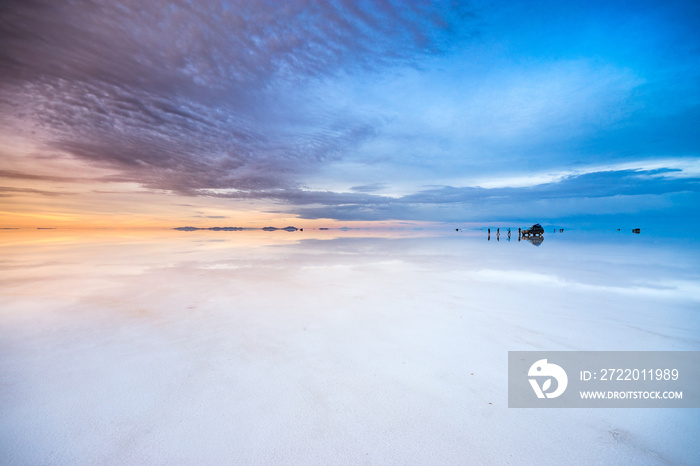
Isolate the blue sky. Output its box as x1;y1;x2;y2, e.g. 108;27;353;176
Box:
1;0;698;227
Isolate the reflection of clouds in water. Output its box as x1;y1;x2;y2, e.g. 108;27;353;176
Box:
2;230;699;296
471;269;700;301
1;230;699;464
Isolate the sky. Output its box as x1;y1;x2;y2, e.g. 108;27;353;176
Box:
1;0;699;228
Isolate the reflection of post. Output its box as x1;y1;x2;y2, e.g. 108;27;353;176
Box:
488;234;490;241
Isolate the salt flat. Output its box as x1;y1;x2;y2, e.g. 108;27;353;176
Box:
1;229;698;465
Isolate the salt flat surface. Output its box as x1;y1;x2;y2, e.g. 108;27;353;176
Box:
1;229;699;465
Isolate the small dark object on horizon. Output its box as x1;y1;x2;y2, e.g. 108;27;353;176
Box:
521;224;544;237
262;226;298;231
632;228;641;234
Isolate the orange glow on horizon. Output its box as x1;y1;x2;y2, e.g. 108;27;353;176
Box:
1;141;456;232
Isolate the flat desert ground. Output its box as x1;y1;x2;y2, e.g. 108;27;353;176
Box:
1;229;698;465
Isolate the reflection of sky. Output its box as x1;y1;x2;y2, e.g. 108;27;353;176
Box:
3;229;699;312
1;230;699;462
1;1;699;227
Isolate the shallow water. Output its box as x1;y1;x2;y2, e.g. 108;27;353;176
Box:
1;229;699;465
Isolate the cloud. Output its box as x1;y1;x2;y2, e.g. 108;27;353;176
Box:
0;170;81;183
350;183;387;193
0;0;474;198
1;1;698;225
289;167;700;222
0;186;76;197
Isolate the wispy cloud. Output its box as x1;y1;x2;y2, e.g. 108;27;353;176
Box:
1;0;473;198
0;186;76;197
0;170;81;183
350;183;387;193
